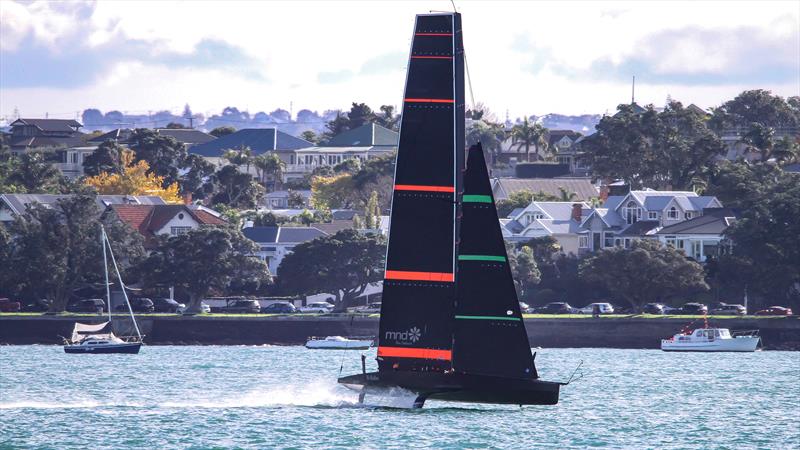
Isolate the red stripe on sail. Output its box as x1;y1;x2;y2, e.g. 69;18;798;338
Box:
378;346;452;361
414;33;453;36
394;184;455;193
404;98;455;103
385;270;454;282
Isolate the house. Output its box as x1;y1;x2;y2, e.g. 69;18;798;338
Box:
491;177;598;202
502;189;724;259
188;128;312;158
154;128;216;146
241;226;327;274
656;208;736;262
6;118;96;178
0;194;167;223
495;128;588;176
104;204;226;248
265;190;311;209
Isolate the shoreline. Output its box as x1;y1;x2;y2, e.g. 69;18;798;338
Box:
1;314;798;350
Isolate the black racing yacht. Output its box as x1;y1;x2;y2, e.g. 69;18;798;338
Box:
338;12;563;408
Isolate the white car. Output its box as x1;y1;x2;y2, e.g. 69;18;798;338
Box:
578;302;615;314
353;302;382;314
299;302;334;313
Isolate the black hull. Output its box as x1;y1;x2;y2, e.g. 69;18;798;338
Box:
338;371;561;406
64;343;141;354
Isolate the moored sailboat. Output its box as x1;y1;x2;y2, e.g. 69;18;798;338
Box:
338;12;564;407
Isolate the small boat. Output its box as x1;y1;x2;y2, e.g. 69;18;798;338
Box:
64;226;143;354
661;328;760;352
305;336;373;350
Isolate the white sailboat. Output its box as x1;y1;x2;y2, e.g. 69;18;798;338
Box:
64;226;143;354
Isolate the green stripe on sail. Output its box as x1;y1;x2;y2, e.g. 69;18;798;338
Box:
455;315;521;322
458;254;507;262
462;194;492;203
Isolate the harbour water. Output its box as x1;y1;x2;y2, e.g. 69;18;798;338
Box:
1;346;798;449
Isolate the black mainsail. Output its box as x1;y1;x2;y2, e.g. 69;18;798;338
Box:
339;11;562;407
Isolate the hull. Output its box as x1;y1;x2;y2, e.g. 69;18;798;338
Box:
64;342;142;354
338;371;561;406
305;340;372;350
661;337;760;352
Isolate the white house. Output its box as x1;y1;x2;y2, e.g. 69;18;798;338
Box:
655;208;736;262
241;226;327;275
104;204;226;249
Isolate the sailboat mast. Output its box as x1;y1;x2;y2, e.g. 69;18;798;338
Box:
102;226;112;323
104;229;143;341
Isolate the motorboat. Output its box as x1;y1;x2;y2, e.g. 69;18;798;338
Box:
661;328;760;352
305;336;373;350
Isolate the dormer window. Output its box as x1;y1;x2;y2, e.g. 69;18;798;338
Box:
622;201;641;225
684;212;693;219
648;211;657;220
668;207;678;219
533;212;544;220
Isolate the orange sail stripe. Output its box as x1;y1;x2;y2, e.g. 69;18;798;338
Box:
378;346;452;361
414;33;453;36
385;270;454;282
404;98;455;103
394;184;455;193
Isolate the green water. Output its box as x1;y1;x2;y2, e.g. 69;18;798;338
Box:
1;346;798;449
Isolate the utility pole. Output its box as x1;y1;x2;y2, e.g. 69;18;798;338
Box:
631;75;636;104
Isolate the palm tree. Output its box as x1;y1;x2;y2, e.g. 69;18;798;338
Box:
253;153;286;191
510;118;549;162
222;145;253;174
557;187;577;201
466;120;506;165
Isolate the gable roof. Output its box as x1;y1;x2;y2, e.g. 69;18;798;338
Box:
88;128;133;144
156;128;216;145
618;220;660;236
310;220;353;235
242;226;326;244
325;123;398;147
109;204;226;247
656;208;736;235
10;118;82;133
547;129;581;147
188;128;312;157
0;194;166;217
492;177;598;202
7;135;89;149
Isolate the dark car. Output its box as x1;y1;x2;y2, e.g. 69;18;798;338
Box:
755;306;793;316
0;298;22;313
116;297;155;313
22;299;52;312
68;299;106;314
212;299;261;314
679;303;708;315
261;302;298;314
710;303;746;315
535;302;577;314
152;298;185;313
643;303;665;315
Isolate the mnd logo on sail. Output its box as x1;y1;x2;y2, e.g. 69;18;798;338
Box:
385;327;422;345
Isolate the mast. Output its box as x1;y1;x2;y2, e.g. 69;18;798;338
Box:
103;227;142;341
102;226;112;323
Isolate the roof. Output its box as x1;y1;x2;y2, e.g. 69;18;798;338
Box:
242;226;280;243
294;146;396;155
493;177;598;201
156;128;216;145
656;208;736;235
618;220;660;236
310;220;353;234
242;226;327;244
188;128;312;157
612;190;720;212
8;135;88;149
547;129;582;147
87;128;133;144
325;123;398;147
109;204;226;247
0;194;166;217
331;209;358;221
265;190;312;199
10;118;82;133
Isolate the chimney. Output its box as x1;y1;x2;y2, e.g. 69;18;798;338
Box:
571;203;582;222
599;184;610;202
182;192;192;205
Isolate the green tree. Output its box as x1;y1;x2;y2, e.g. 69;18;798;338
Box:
287;190;306;208
83;140;124;177
209;126;236;138
6;152;63;193
364;191;380;229
137;226;270;312
165;122;187;129
579;240;708;311
347;102;376;129
322;111;350;142
509;245;541;300
376;105;399;130
510;118;548;162
277;229;385;308
179;154;216;200
128;128;187;187
222;145;254;173
210;165;264;208
297;209;314;226
300;130;319;144
253;153;286;191
466;120;506;165
1;194;145;310
709;89;799;130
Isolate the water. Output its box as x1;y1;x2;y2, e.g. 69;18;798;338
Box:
1;346;798;449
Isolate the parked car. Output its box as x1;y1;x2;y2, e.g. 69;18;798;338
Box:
353;302;382;314
152;298;186;313
577;303;615;314
299;302;334;313
261;302;298;314
519;302;533;313
679;303;708;315
643;303;666;315
116;297;155;313
754;306;793;316
0;298;22;313
710;303;746;315
535;302;578;314
67;299;105;314
661;305;681;315
22;299;52;312
211;299;261;314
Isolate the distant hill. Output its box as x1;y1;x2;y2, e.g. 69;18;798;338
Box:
532;113;601;134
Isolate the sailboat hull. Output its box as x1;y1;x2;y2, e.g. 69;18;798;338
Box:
338;371;561;406
64;342;141;354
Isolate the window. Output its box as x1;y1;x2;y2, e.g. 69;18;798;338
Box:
648;211;658;220
623;201;641;225
667;207;679;219
604;233;614;248
579;236;589;248
260;246;277;252
533;212;544;220
665;236;676;247
624;238;631;249
684;212;693;219
171;226;192;236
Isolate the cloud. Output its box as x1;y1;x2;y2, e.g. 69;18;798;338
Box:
317;69;355;84
318;51;407;84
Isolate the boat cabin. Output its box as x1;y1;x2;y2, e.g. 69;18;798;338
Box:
676;328;732;341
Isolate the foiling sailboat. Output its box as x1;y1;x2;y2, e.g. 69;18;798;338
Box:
64;226;143;354
338;12;564;407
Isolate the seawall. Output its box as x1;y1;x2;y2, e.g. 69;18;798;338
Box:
1;315;798;350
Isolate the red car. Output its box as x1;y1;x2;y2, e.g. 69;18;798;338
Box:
754;306;793;316
0;298;22;313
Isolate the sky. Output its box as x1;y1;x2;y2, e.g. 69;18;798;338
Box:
0;0;798;124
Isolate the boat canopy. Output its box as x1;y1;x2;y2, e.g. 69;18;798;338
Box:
71;321;116;342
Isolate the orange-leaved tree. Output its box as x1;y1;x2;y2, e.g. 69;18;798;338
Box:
84;150;182;203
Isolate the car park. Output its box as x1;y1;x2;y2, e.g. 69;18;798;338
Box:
643;303;665;314
754;306;793;316
353;302;382;314
535;302;578;314
299;302;334;313
679;303;708;315
261;302;298;314
116;297;155;313
577;303;615;314
0;297;22;313
67;299;106;314
152;298;186;313
211;299;261;314
710;303;746;315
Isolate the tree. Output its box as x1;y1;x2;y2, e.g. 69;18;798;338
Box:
300;130;319;144
322;111;350;142
558;187;577;201
579;240;708;311
297;209;315;226
252;153;286;191
1;194;145;310
364;191;380;229
741;123;799;163
5;152;63;193
84;150;182;203
709;89;799;130
466;120;506;165
210;165;264;208
277;229;385;308
222;145;253;173
128;128;187;187
311;174;357;209
510;118;548;161
165;122;187;129
83;140;124;177
287;190;306;208
210;126;236;138
376;105;399;130
137;226;270;312
179;154;216;200
496;189;560;218
509;245;541;300
347;102;376;129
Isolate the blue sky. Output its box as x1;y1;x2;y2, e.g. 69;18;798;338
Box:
1;0;798;123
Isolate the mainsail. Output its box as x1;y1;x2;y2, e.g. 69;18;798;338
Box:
378;12;465;372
